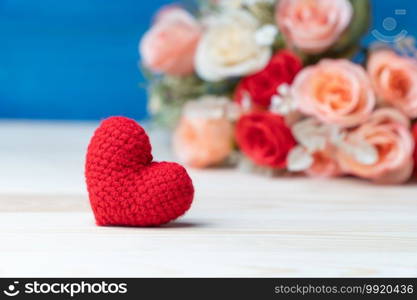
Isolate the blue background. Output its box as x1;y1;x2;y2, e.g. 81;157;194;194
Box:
0;0;416;120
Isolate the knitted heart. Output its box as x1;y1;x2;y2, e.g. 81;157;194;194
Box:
85;117;194;226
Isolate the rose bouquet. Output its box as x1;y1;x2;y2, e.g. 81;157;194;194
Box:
139;0;417;184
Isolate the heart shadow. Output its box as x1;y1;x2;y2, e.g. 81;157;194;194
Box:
160;221;209;229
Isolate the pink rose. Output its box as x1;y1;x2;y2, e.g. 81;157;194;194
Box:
367;50;417;118
292;59;375;128
140;7;201;76
276;0;353;54
337;108;414;184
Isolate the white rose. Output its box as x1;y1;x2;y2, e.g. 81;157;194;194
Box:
195;9;272;81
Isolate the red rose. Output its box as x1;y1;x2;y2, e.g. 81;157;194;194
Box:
234;50;302;109
236;112;296;168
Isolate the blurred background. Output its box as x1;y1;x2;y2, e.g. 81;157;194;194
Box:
0;0;416;120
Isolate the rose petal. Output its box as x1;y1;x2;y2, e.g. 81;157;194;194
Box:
287;146;314;171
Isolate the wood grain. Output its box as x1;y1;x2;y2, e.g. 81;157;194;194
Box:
0;122;416;277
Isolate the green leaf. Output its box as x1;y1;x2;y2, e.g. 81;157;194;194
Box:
331;0;371;53
145;74;238;128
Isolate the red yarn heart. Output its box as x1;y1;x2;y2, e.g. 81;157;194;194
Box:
85;117;194;226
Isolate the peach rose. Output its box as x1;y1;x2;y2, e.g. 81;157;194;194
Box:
337;108;414;184
140;6;201;76
367;50;417;118
292;59;375;128
276;0;353;54
173;97;235;168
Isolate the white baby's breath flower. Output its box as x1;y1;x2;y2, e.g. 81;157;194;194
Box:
255;24;278;46
292;118;334;153
240;91;253;112
288;117;379;171
195;9;271;81
269;84;297;116
288;118;344;172
288;117;379;174
337;138;379;165
287;146;314;172
326;121;378;165
277;83;290;95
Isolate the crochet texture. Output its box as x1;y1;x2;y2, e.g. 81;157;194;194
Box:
85;117;194;226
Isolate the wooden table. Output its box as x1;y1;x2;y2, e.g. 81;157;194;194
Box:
0;121;416;277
